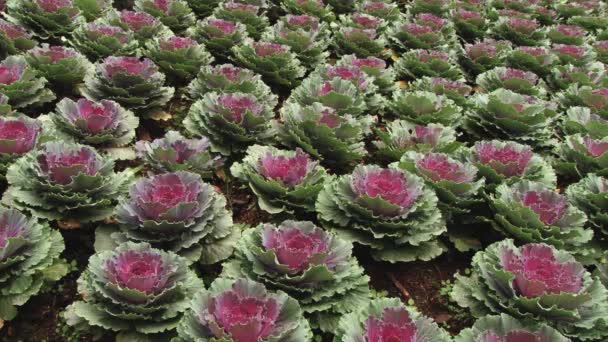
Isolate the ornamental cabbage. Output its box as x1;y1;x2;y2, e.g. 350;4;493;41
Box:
232;40;306;88
25;45;93;91
222;221;371;332
458;39;511;80
108;10;169;43
388;90;463;126
562;106;608;138
213;1;268;39
280;101;371;165
175;277;312;341
0;55;55;109
0;207;67;321
410;77;472;107
409;0;449;17
505;46;558;78
185;92;276;155
566;173;608;235
288;75;367;116
64;242;202;339
491;17;547;46
4;141;133;223
82;56;175;114
331;26;386;58
0;19;37;57
452;8;488;41
334;298;451;342
184;0;218;17
113;172;236;264
356;0;400;22
388;13;452;51
490;180;593;261
551;43;595;67
144;36;214;84
555;134;608;177
70;21;138;61
558;85;608;119
547;24;588;45
373;120;461;163
476;67;547;97
5;0;83;39
231;145;326;214
135;130;223;179
187;17;248;61
395;49;463;81
335;54;396;94
280;0;333;22
0;114;40;178
451;239;608;340
316;164;446;263
548;62;608;91
134;0;195;33
455;314;570;342
48;97;138;147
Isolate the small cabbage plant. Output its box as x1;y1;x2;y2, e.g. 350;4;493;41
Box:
395;49;463;81
212;2;268;39
231;145;327;214
458;39;511;80
134;0;195;34
108;10;169;43
388;90;463;126
0;19;37;57
505;46;558;78
187;17;248;61
223;220;371;332
5;0;84;39
25;45;93;91
288;75;367;116
331;26;386;58
70;21;138;61
410;77;472;107
335;54;396;94
562;106;608;139
566;174;608;235
0;55;55;109
144;36;214;84
476;67;547;97
0;115;41;178
556;134;608;177
455;314;570;342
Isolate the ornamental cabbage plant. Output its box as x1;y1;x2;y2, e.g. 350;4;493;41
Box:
356;0;400;22
316;164;446;263
108;10;169;43
334;297;451;342
335;54;396;94
457;39;511;80
476;67;547;97
144;36;214;84
5;0;84;39
134;0;195;34
222;220;370;332
547;24;588;45
4;141;134;223
561;106;608;138
136;130;223;179
505;46;558;78
0;114;40;178
388;90;462;126
175;277;312;341
232;40;306;88
64;242;202;340
451;239;608;340
490;180;594;262
0;55;55;109
187;17;248;61
455;314;570;342
185;92;276;156
452;7;488;41
395;49;463;81
331;26;386;58
548;62;608;92
566;174;608;235
48;97;138;147
25;45;93;91
558;85;608;119
213;2;268;39
551;43;595;67
0;207;67;321
410;77;472;107
388;13;453;51
555;134;608;178
280;0;333;22
288;75;367;116
82;56;175;114
491;17;547;46
113;172;236;264
0;19;37;57
278;102;373;167
373;120;461;163
231;145;326;214
70;21;138;61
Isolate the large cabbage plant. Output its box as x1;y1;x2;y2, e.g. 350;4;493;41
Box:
0;55;55;109
455;314;571;342
0;114;41;178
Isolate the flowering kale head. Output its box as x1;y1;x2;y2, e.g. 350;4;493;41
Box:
25;44;92;89
563;106;608;138
144;35;213;83
37;143;100;185
505;46;558;78
0;62;24;85
335;54;395;94
388;90;463;126
159;36;196;51
492;17;547;46
187;17;247;61
455;314;571;342
6;0;82;39
105;248;171;295
453;8;487;41
395;49;463;81
332;25;386;58
552;44;595;66
548;24;587;45
134;0;195;34
70;21;137;61
557;134;608;178
100;56;157;80
0;115;40;157
0;19;36;57
476;67;544;97
416;153;476;184
566;174;608;234
213;1;268;39
119;10;158;32
257;149;313;188
388;16;451;51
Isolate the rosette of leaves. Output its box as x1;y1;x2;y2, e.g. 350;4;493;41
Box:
70;21;139;61
388;90;463;126
278;102;372;167
409;0;449;17
0;115;40;179
64;242;203;340
288;75;367;116
558;85;608;119
213;1;268;39
451;239;608;340
547;24;589;45
490;180;594;261
231;145;326;214
112;172;236;264
562;106;608;138
548;62;608;92
107;10;169;43
331;26;386;58
336;13;385;34
455;314;571;342
280;0;334;22
82;56;175;114
0;206;67;322
232;40;305;88
555;0;599;19
25;45;93;91
555;134;608;178
466;140;556;189
476;67;547;97
551;43;596;67
48;97;138;147
505;46;558;78
373;120;461;163
175;277;312;342
594;40;608;64
4;141;134;223
73;0;111;21
136;131;223;179
410;77;472;108
5;0;84;39
0;19;37;57
490;17;547;46
316;164;446;263
334;297;451;342
452;8;488;41
222;221;370;332
184;0;219;18
458;39;511;80
134;0;194;33
464;89;558;147
566;173;608;235
356;0;400;22
0;55;55;109
187;63;276;105
184;92;276;156
261;14;329;70
187;17;247;62
395;49;464;81
388;13;453;51
144;36;213;84
336;54;396;94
